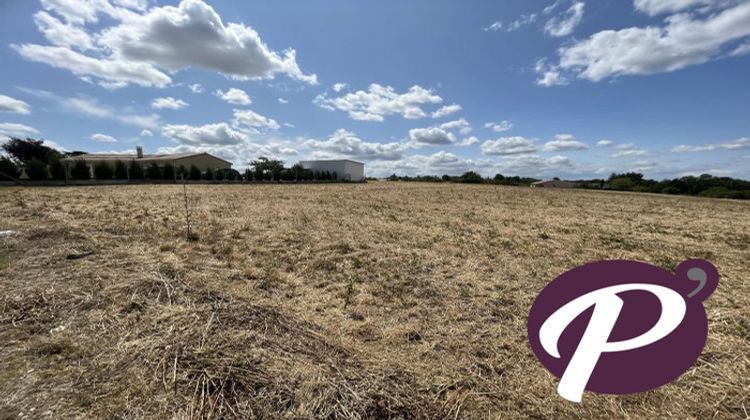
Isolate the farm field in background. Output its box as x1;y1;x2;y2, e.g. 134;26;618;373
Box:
0;183;748;418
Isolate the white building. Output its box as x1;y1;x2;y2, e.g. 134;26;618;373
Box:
300;159;365;182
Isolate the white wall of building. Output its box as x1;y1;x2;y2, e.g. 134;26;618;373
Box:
300;160;365;181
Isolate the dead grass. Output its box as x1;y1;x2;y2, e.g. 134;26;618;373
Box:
0;183;748;418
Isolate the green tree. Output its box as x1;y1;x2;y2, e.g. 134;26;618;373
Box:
26;158;49;180
147;162;161;179
128;161;144;179
189;165;202;180
114;161;128;180
70;161;90;180
93;162;114;180
162;163;176;180
215;168;226;181
204;167;214;181
243;168;253;181
459;171;483;184
1;138;62;165
0;156;21;178
49;159;66;180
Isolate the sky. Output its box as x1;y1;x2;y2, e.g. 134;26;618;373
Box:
0;0;749;179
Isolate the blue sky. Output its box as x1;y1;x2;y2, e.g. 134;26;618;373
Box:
1;0;749;178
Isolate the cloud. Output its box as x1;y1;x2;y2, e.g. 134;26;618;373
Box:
610;142;650;157
432;104;462;118
633;0;719;16
542;134;589;151
507;13;539;31
548;1;750;83
278;97;289;104
534;59;568;86
0;122;40;138
20;88;160;128
140;129;153;137
188;83;203;93
332;83;348;92
544;2;585;37
481;137;538;155
482;22;504;32
314;84;442;121
215;88;252;105
17;0;316;88
440;118;473;135
596;139;614;147
303;129;405;161
485;120;514;132
671;137;750;152
0;95;31;114
162;122;248;146
91;133;117;143
460;136;479;147
151;96;189;110
232;109;280;132
408;127;457;145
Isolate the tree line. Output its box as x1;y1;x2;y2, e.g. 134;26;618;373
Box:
0;138;343;183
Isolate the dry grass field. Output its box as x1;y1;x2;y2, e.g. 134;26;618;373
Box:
0;183;748;419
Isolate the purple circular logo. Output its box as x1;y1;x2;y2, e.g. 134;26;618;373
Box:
527;259;719;402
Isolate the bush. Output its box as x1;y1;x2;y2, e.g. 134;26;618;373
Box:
49;159;66;180
243;168;253;181
26;158;49;180
215;168;226;181
189;165;202;181
176;165;187;180
114;161;128;180
128;161;144;179
93;162;113;180
162;163;175;180
147;163;161;179
70;161;90;180
204;167;214;181
0;156;21;178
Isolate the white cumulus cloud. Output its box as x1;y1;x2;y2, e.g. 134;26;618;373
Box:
0;95;31;114
314;84;443;121
151;96;189;110
215;88;252;106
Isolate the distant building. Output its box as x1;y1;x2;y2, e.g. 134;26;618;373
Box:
531;179;575;188
300;159;365;182
61;147;232;176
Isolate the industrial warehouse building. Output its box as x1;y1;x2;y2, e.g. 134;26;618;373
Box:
300;159;365;182
61;147;231;176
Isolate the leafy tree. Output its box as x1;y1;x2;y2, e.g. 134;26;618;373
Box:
332;171;338;181
114;161;128;180
243;168;253;181
204;167;214;181
189;165;202;181
0;156;21;178
147;162;162;179
1;138;61;165
128;161;144;179
459;171;484;184
162;163;176;180
176;165;187;180
291;163;305;181
70;161;91;180
215;168;226;181
26;158;49;180
49;159;66;180
250;157;285;181
93;162;114;180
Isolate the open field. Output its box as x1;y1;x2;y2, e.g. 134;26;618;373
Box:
0;183;748;418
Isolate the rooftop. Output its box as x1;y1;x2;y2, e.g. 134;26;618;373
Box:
61;152;232;165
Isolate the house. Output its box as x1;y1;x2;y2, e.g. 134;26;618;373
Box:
299;159;365;182
531;179;575;188
61;147;232;176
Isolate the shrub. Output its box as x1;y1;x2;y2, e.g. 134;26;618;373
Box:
243;168;253;181
147;163;161;179
128;161;144;179
70;161;90;180
26;158;49;180
204;167;214;181
49;159;66;180
0;156;21;178
114;161;128;180
93;162;114;180
215;168;226;181
189;165;202;181
162;163;175;180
